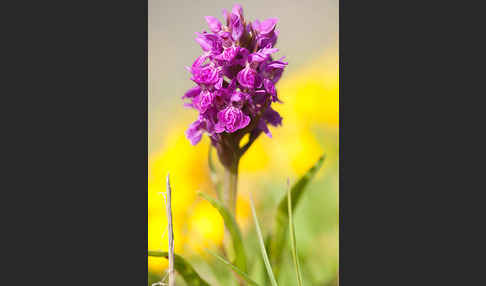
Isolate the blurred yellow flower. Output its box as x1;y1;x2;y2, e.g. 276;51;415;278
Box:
236;193;251;230
239;135;270;173
277;51;339;129
261;50;338;176
148;124;212;272
148;125;210;215
186;199;224;253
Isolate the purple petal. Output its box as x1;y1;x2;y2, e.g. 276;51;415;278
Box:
217;106;250;133
195;33;212;52
258;119;272;138
239;113;251;129
236;66;257;89
190;55;207;71
230;90;249;108
195;33;222;54
232;4;244;19
191;65;222;85
182;86;201;99
205;16;222;33
195;90;215;113
251;20;261;33
186;120;203;145
231;15;244;41
264;107;283;126
263;78;278;102
249;47;279;63
215;46;238;62
259;18;278;34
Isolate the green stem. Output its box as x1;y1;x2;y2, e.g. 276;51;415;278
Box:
222;160;239;215
221;158;243;286
222;159;238;257
214;132;246;285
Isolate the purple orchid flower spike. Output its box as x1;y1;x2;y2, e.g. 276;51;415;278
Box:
182;3;287;172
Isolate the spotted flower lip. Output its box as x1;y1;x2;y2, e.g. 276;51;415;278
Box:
216;105;250;133
214;46;239;62
194;90;215;113
183;4;287;147
191;65;222;86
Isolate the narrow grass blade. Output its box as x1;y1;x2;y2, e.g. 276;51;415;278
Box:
287;179;303;286
206;249;260;286
271;154;326;275
198;192;247;272
250;196;278;286
148;251;211;286
260;235;272;285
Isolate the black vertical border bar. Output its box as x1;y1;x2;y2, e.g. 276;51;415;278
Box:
3;0;151;284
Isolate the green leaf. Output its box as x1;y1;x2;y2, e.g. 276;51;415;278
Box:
198;192;247;272
250;196;278;286
206;250;260;286
270;154;326;276
148;251;211;286
287;179;304;286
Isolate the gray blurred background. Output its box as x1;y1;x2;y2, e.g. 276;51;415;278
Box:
149;0;338;155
